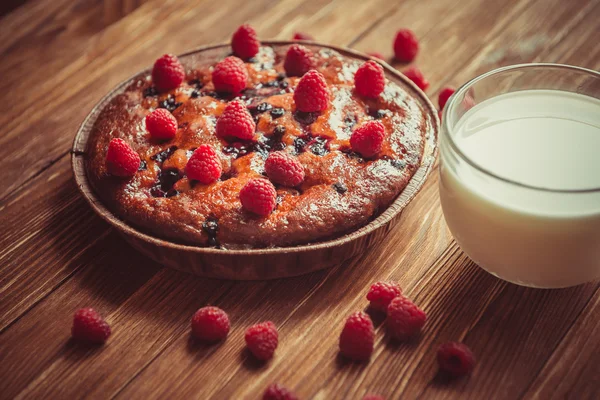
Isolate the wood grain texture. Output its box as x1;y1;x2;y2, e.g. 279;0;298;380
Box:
0;0;599;398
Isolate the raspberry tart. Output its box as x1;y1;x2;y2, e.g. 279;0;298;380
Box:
74;37;437;278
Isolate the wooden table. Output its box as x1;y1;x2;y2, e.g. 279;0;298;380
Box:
1;0;599;398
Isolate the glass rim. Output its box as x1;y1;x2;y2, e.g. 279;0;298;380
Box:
442;62;600;194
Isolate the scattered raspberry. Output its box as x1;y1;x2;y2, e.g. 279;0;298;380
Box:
293;32;314;41
185;145;222;184
216;100;256;141
354;60;385;98
245;321;278;360
403;66;429;91
145;108;178;140
191;306;230;342
350;120;385;158
240;179;277;217
106;138;141;177
71;308;111;344
367;281;402;312
437;342;476;377
263;383;299;400
438;87;456;110
265;151;305;187
152;54;185;92
363;395;385;400
212;56;248;93
386;295;427;340
293;69;329;113
339;311;374;361
284;44;315;77
367;52;385;60
231;24;260;60
393;29;419;62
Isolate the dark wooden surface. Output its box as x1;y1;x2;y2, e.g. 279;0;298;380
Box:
0;0;599;399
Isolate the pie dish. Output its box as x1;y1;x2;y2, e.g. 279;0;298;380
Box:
72;41;438;279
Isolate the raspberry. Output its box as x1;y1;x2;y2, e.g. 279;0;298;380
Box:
216;100;256;141
245;321;278;360
354;60;385;98
437;342;476;377
240;179;277;217
284;44;315;77
393;29;419;62
191;306;230;342
339;311;374;361
185;145;222;184
403;66;429;91
263;383;299;400
145;108;178;140
293;69;329;112
350;120;385;158
367;52;385;60
212;56;248;93
265;151;305;187
232;24;260;60
152;54;185;92
71;308;111;344
363;395;385;400
386;295;427;340
292;32;313;41
366;281;402;312
106;138;140;177
438;87;456;110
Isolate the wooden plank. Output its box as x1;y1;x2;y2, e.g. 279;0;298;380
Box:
103;0;149;26
0;235;162;399
521;288;600;400
0;157;109;331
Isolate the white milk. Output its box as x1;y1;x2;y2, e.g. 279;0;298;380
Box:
440;90;600;287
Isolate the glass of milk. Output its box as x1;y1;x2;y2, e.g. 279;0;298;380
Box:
439;64;600;288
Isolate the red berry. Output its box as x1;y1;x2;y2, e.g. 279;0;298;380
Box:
284;44;315;77
437;342;476;377
403;66;429;91
438;87;456;110
350;121;385;158
263;383;299;400
240;179;277;217
386;295;427;340
106;138;140;177
393;29;419;62
292;32;314;41
363;395;385;400
354;60;385;98
212;56;248;93
367;52;385;60
367;281;402;312
191;306;230;342
185;145;222;184
145;108;178;140
71;308;111;344
265;151;305;187
216;100;256;141
245;321;278;360
293;69;329;112
152;54;185;92
232;24;260;60
339;311;374;361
